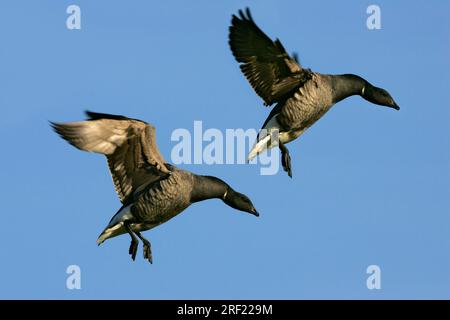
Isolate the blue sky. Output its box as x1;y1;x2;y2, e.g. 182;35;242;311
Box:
0;0;448;299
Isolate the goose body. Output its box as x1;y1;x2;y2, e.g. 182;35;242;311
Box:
96;166;194;245
52;111;258;263
229;9;399;177
249;73;334;160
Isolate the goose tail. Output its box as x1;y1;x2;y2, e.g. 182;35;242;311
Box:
96;205;133;245
96;223;125;245
248;134;270;161
247;129;280;161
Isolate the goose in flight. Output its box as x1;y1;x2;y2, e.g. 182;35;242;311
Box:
229;8;399;177
51;111;258;263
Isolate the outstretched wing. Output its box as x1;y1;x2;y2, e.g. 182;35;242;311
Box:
229;8;312;106
51;111;171;204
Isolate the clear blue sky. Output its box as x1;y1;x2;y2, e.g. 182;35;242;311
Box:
0;0;448;299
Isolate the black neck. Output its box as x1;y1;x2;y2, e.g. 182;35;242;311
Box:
331;74;367;104
191;175;229;202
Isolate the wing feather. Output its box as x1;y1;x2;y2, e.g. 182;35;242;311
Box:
229;8;311;106
51;111;170;204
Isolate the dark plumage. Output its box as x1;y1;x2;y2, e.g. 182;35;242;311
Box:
51;111;258;264
229;8;399;177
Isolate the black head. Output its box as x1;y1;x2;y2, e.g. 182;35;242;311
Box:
223;189;259;217
362;84;400;110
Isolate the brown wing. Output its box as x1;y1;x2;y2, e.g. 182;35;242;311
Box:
229;8;312;106
51;111;170;204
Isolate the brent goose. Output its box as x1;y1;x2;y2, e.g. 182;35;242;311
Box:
51;111;258;263
229;8;399;177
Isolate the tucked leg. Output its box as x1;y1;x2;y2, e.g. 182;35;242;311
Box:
123;222;139;261
279;142;292;178
136;231;153;264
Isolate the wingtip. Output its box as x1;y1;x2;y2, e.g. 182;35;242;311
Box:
245;7;252;20
49;121;63;134
237;7;252;21
84;110;97;120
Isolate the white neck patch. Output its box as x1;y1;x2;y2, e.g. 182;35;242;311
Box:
361;85;366;96
223;190;228;200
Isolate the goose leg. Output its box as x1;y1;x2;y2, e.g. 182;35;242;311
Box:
279;142;292;178
124;222;139;261
136;231;153;264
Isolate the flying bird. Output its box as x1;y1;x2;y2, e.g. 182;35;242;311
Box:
51;111;258;263
229;8;399;177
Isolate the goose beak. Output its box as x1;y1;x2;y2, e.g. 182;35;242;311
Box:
392;101;400;110
250;208;259;217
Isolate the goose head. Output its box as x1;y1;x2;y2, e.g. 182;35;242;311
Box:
223;189;259;217
362;84;400;110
